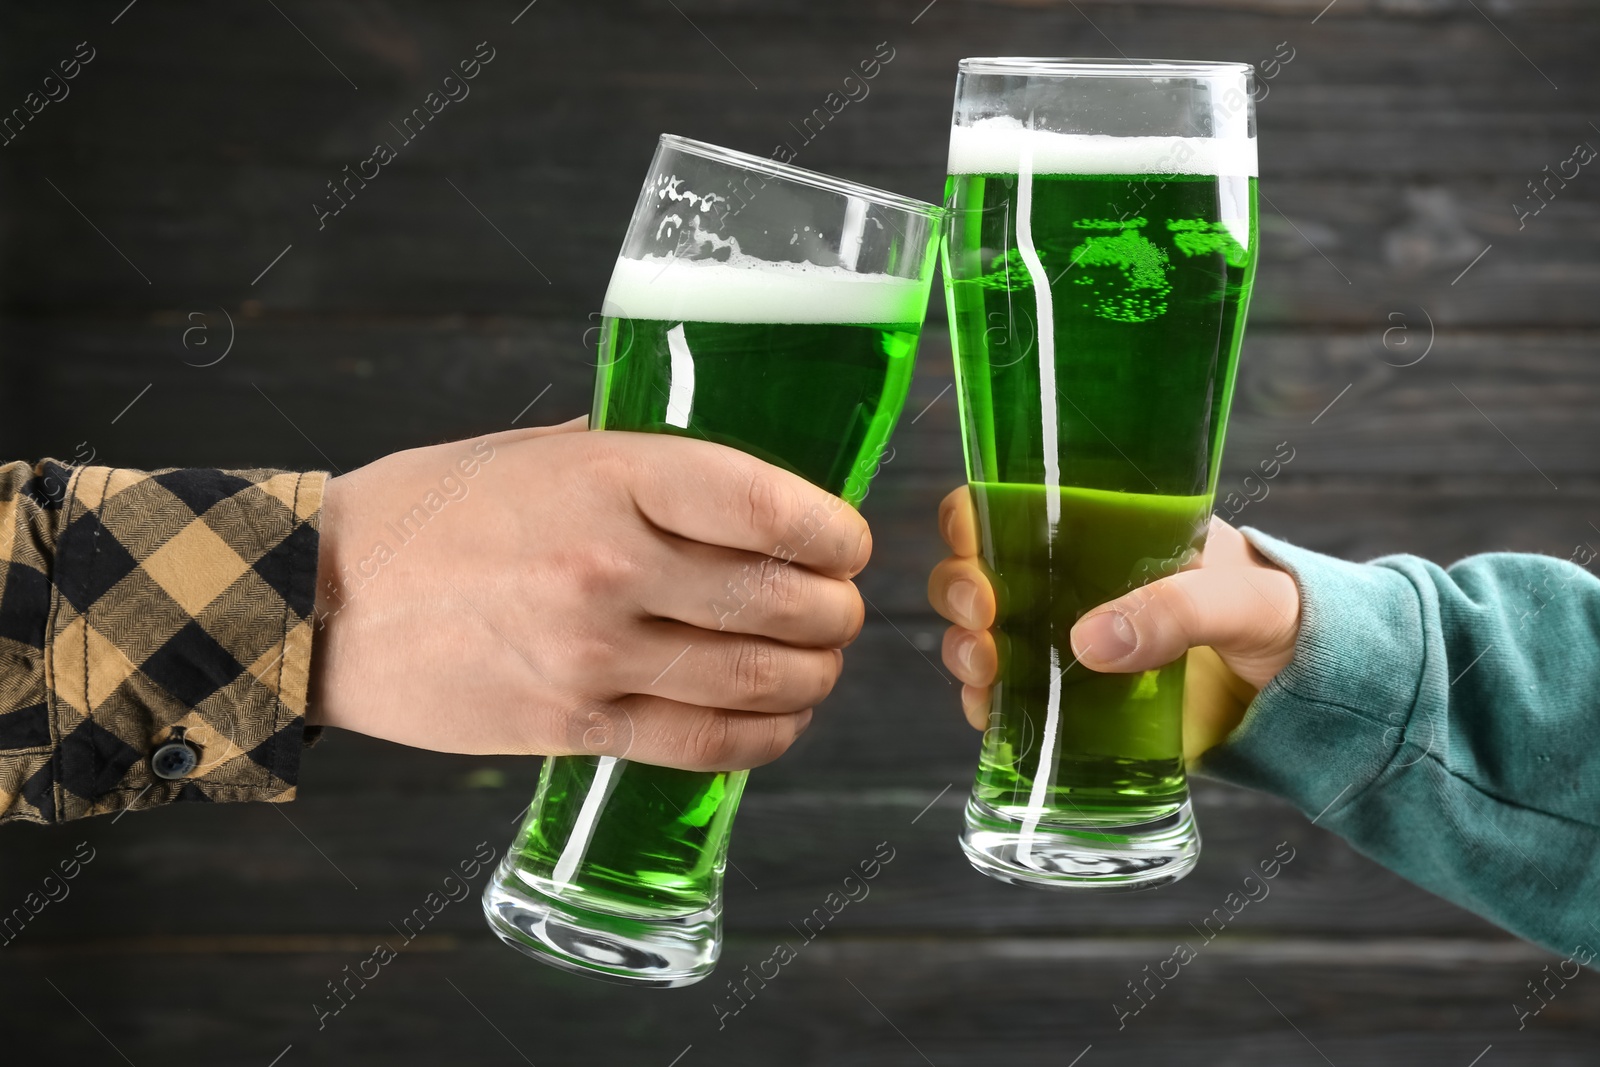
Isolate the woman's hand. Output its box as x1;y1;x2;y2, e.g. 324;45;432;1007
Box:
926;486;1301;761
309;420;869;770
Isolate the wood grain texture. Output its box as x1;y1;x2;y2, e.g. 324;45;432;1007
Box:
6;322;1600;478
0;749;1513;940
0;2;1594;320
3;168;1595;324
0;939;1591;1065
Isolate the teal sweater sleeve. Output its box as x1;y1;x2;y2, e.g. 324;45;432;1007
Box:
1199;529;1600;957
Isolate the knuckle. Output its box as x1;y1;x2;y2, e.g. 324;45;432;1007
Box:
568;542;641;599
567;630;622;680
555;702;596;753
744;473;789;538
563;700;634;756
1147;577;1201;636
681;712;735;769
756;557;804;619
753;715;795;767
732;639;783;700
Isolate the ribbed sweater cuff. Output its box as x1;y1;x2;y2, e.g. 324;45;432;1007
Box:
1195;528;1421;821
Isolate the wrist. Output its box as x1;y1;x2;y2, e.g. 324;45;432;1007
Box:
308;473;350;727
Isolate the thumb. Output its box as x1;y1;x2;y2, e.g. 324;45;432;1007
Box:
1068;567;1298;690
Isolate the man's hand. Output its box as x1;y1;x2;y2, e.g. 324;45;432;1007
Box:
309;420;869;771
926;486;1301;761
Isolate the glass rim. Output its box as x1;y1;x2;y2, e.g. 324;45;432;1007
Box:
658;134;944;220
957;57;1254;78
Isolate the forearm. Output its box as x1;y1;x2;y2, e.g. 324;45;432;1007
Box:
1200;529;1600;956
0;458;325;825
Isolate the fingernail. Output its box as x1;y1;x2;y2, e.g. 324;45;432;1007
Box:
1074;610;1137;663
940;505;957;547
956;633;977;674
850;528;873;577
960;684;990;728
948;579;978;623
794;708;815;737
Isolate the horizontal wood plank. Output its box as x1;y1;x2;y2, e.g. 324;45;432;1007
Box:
0;937;1589;1065
0;2;1595;321
6;322;1600;480
3;171;1595;324
5;319;1600;611
0;747;1509;940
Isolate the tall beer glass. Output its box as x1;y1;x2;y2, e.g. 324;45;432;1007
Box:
484;135;943;985
944;59;1258;890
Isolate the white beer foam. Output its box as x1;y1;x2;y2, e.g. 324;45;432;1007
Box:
948;117;1257;177
603;254;928;325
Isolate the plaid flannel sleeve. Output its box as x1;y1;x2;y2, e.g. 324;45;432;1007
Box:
0;458;326;825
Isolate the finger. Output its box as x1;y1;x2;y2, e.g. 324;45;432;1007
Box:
1194;516;1250;567
613;432;872;579
1182;645;1257;763
941;625;997;688
928;557;996;630
960;684;990;731
938;485;980;556
625;620;843;713
567;695;813;771
1069;565;1299;681
645;538;864;649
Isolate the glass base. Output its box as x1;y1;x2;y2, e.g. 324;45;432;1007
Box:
482;870;720;988
959;793;1200;891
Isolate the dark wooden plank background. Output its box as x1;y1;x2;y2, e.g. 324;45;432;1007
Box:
2;1;1597;1063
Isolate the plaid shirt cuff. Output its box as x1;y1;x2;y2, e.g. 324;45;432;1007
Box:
0;459;326;824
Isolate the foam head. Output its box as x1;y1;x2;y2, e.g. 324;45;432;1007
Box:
602;255;929;325
948;117;1257;178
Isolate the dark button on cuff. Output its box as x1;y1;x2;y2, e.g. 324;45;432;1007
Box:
152;740;199;780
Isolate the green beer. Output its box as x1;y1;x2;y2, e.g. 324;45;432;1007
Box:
485;129;941;982
946;102;1259;886
508;256;925;917
593;259;924;494
510;753;748;916
966;483;1210;821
